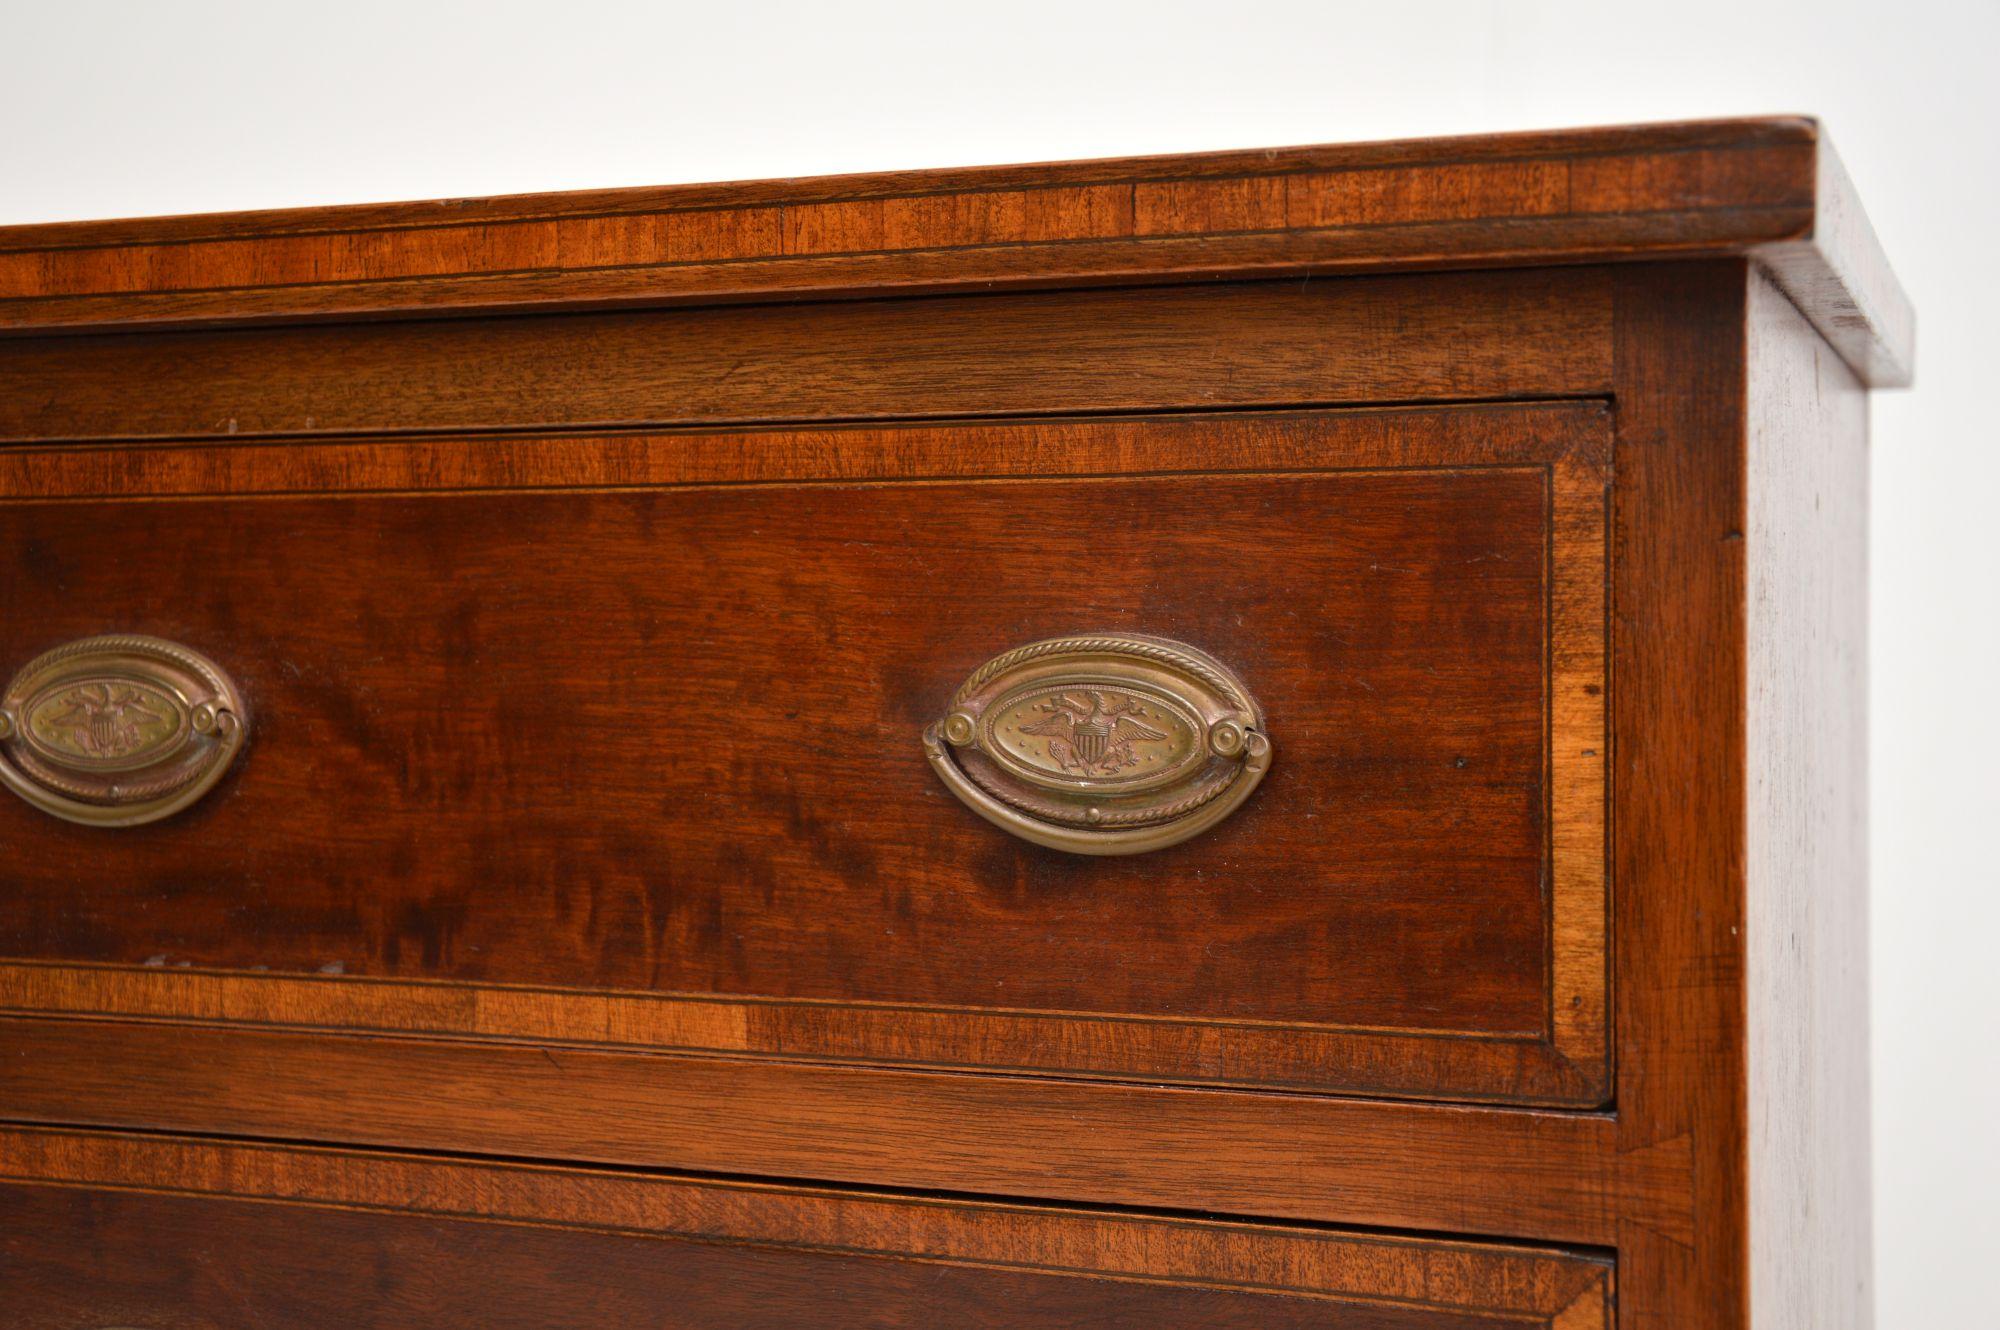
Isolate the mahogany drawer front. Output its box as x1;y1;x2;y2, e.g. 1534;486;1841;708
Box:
0;1126;1613;1329
0;271;1611;444
0;402;1609;1105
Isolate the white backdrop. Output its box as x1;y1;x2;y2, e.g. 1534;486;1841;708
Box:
4;3;1994;1322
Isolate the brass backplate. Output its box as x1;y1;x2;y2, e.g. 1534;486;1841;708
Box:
0;635;247;827
924;634;1269;855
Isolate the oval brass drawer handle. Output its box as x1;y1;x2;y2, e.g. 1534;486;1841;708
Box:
923;634;1270;855
0;635;248;827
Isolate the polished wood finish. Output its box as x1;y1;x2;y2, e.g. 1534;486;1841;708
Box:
1603;261;1754;1326
0;1016;1692;1250
0;1126;1614;1329
0;270;1608;443
0;406;1609;1104
0;117;1907;389
0;120;1906;1328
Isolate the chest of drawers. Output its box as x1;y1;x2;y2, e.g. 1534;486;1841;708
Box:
0;117;1909;1328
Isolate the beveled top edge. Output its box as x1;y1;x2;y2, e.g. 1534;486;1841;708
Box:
0;116;1815;249
0;117;1911;385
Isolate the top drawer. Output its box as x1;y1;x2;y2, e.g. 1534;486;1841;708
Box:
0;273;1609;442
0;403;1608;1105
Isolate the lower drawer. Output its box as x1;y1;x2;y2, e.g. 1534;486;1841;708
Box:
0;1127;1611;1329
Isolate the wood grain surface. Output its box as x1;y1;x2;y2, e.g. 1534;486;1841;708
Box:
0;269;1610;443
0;1029;1688;1250
0;119;1905;1327
0;1125;1614;1329
1606;262;1753;1327
0;116;1905;391
0;404;1609;1104
1744;269;1873;1327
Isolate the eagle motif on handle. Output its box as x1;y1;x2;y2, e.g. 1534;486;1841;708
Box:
1018;689;1171;777
36;682;176;761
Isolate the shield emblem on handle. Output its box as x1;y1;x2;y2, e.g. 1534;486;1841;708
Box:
1073;721;1109;766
